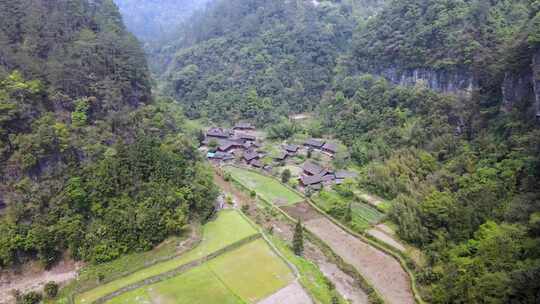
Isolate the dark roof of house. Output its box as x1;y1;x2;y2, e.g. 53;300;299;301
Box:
335;171;358;179
210;152;234;160
244;151;259;161
275;151;288;160
207;128;231;138
250;159;263;168
302;162;323;175
301;174;323;185
304;139;325;148
218;141;241;151
234;122;254;129
322;174;335;182
311;183;323;190
285;144;299;152
322;142;338;153
238;133;256;141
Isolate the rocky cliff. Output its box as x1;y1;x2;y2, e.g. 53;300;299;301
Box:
379;67;474;96
534;49;540;119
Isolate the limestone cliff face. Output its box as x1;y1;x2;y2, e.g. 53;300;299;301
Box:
501;71;533;112
501;48;540;119
533;49;540;118
378;67;475;96
376;48;540;121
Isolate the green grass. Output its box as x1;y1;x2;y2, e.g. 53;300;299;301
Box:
268;234;349;304
207;238;294;302
225;166;304;206
106;239;293;304
76;210;258;304
314;190;384;231
107;265;244;304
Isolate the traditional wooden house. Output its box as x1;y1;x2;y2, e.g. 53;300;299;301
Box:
322;142;338;155
304;139;325;149
300;175;323;190
302;162;324;176
334;170;358;184
284;144;300;154
243;150;260;163
250;159;263;168
206;128;231;139
275;151;289;161
237;133;256;142
233;122;255;130
217;140;244;152
207;151;234;161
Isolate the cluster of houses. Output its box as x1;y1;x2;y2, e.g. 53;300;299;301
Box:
205;123;267;169
299;162;357;190
304;138;338;157
203;123;357;191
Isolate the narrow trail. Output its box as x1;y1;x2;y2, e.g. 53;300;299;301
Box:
0;260;82;304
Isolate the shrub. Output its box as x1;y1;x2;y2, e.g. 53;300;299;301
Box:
19;291;42;304
44;281;59;298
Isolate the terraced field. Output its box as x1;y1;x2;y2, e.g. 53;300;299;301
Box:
107;239;295;304
224;166;304;206
76;211;258;304
313;190;384;230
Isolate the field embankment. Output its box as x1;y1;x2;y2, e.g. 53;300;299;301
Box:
224;166;416;304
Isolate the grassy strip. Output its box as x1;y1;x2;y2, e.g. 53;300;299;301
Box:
94;234;262;303
108;264;247;304
224;166;304;205
223;165;425;304
73;210;258;304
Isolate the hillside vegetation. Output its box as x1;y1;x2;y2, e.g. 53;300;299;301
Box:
0;0;217;270
156;0;540;302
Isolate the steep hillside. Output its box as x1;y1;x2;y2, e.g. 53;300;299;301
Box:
158;0;382;124
153;0;540;302
0;0;217;270
320;1;540;302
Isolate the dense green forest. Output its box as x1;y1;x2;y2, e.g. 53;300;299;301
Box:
0;0;217;268
156;0;382;124
1;0;540;302
155;0;540;302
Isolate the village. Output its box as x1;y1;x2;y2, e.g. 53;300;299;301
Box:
201;122;358;192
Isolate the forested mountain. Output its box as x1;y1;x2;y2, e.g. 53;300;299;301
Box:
113;0;211;43
0;0;217;269
155;0;540;302
322;1;540;303
158;0;382;124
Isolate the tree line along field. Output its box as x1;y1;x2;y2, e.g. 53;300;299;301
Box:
75;211;261;304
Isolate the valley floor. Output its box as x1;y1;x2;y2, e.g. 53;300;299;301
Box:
223;165;416;304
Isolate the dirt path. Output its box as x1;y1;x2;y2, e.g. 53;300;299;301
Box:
356;192;385;207
258;280;313;304
305;217;414;304
0;259;82;304
367;225;406;252
214;172;368;304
